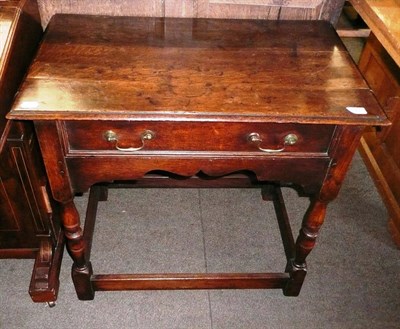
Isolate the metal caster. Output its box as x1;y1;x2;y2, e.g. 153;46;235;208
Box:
47;301;56;308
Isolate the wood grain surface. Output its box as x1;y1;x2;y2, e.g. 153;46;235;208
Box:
8;15;387;125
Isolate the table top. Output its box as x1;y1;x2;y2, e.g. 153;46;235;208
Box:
8;15;388;126
350;0;400;67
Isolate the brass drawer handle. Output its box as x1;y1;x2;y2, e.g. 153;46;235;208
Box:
104;130;155;152
247;133;298;153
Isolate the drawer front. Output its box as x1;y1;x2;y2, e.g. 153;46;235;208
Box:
64;121;335;154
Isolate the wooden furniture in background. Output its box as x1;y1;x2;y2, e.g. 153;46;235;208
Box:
0;0;63;304
350;0;399;66
349;0;400;247
36;0;345;28
8;15;388;300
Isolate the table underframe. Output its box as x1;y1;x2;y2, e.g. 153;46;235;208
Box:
80;182;306;298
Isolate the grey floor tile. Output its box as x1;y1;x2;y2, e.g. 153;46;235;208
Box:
200;188;287;273
209;289;314;329
88;188;206;274
134;290;212;329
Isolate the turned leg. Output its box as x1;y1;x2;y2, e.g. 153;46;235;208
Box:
61;200;94;300
284;198;327;296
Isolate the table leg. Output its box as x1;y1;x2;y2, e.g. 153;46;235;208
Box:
61;200;95;300
284;198;327;296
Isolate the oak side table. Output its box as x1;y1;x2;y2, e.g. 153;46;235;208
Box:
8;15;389;300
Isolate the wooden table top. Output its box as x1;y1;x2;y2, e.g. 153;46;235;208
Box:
8;15;388;126
350;0;400;67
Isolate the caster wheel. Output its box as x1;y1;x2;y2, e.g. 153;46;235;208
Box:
47;301;56;308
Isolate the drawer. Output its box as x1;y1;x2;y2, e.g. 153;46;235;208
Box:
64;121;335;154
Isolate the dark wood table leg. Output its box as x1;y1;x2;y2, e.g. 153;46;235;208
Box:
83;185;108;260
33;121;96;300
61;200;94;300
284;198;327;296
